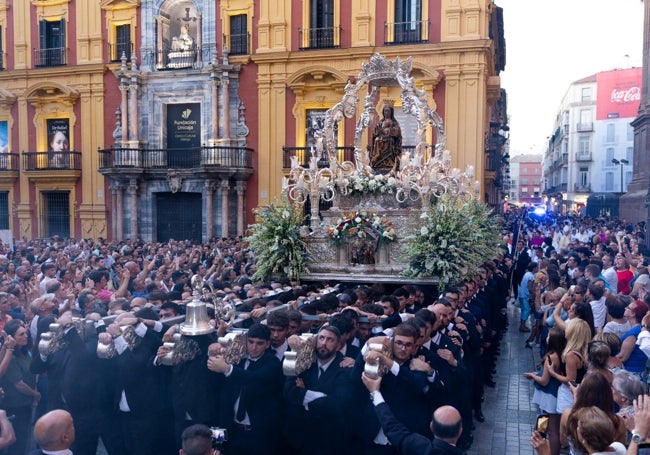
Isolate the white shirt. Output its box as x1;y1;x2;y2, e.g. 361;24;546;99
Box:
602;266;618;293
589;297;607;330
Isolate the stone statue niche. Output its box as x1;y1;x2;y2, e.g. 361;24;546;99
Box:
166;6;198;69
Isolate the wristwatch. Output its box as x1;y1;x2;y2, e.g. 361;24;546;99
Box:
632;431;644;444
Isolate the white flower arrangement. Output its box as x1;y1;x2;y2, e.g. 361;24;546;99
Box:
401;195;501;284
246;198;309;282
335;174;398;195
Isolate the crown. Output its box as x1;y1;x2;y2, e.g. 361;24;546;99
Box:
382;99;395;107
360;53;413;87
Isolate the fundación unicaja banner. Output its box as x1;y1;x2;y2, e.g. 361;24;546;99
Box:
167;103;201;149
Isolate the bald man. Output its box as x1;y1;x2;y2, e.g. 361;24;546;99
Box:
362;372;465;455
29;409;75;455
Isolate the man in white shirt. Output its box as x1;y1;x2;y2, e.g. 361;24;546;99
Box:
586;283;607;332
602;254;618;294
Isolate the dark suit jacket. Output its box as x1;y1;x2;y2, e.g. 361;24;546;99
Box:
355;354;433;443
218;350;284;437
284;352;355;455
375;402;465;455
30;325;100;413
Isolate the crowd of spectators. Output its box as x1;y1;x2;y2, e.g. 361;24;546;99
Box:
510;213;650;454
0;233;513;455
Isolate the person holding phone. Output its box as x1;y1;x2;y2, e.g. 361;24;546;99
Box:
524;327;566;455
628;394;650;455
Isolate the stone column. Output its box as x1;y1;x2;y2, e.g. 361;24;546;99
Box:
221;73;231;140
196;15;203;64
620;0;650;224
210;72;219;141
156;16;165;68
205;181;216;240
119;81;129;144
128;179;138;239
236;181;246;236
220;180;230;238
129;78;139;143
110;182;124;240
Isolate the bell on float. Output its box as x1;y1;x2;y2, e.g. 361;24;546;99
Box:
181;296;214;336
181;280;214;336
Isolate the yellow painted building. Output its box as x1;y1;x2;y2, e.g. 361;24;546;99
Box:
0;0;507;242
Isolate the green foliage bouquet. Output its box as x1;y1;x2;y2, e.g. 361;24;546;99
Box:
401;195;501;284
246;198;309;282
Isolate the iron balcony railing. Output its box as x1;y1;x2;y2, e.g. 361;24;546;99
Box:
298;26;341;50
22;151;81;171
282;145;431;169
98;146;254;170
109;42;134;62
575;152;592;162
576;123;594;132
574;183;591;192
0;51;5;70
384;20;429;45
33;47;66;67
0;153;19;171
223;33;250;55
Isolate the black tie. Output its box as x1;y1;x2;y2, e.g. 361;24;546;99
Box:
235;360;250;421
318;367;325;380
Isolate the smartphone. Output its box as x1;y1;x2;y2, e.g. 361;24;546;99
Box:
569;381;578;388
535;413;549;438
638;442;650;454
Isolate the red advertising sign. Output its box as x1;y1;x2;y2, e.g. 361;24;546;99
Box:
596;68;641;120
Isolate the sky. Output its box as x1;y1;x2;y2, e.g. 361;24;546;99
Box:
496;0;645;156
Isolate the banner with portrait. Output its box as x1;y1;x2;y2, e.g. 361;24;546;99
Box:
46;119;70;151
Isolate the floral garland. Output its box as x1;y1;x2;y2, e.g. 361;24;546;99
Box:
335;174;399;195
326;210;396;248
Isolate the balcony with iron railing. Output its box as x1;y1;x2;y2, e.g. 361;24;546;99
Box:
33;47;66;67
298;26;341;50
576;123;594;132
98;146;253;170
109;42;134;62
282;146;354;169
575;152;592;162
0;154;19;171
223;33;250;56
0;51;5;70
22;151;82;171
384;20;429;45
574;183;591;193
282;145;432;170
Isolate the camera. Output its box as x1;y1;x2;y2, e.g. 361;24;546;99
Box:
209;427;227;449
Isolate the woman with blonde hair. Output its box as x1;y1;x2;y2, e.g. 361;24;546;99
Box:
550;318;592;413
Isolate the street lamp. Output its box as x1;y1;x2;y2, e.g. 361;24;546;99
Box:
611;158;630;194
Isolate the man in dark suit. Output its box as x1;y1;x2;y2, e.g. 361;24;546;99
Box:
206;323;284;455
512;240;531;295
29;409;75;455
99;311;175;455
361;372;465;455
30;311;100;455
284;325;356;455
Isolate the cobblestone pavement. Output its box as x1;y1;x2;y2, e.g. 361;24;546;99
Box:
468;303;540;455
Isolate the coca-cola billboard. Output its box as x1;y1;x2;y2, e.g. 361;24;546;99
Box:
596;68;642;120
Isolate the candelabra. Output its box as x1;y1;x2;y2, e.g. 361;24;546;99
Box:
282;148;335;230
